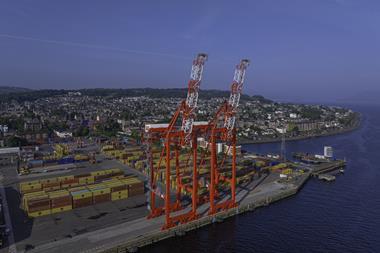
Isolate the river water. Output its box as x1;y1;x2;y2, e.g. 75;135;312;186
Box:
141;104;380;253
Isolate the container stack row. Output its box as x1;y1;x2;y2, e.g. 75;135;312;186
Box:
19;168;124;194
21;176;144;218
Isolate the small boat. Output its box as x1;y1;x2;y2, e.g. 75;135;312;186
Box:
339;169;345;173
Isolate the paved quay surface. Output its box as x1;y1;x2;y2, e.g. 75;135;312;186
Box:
25;172;309;253
1;151;313;253
0;158;149;253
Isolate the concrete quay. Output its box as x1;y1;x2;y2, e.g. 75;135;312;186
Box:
26;172;310;253
310;160;346;176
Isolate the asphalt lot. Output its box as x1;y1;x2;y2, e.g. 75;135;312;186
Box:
0;153;150;253
24;171;298;253
0;147;304;253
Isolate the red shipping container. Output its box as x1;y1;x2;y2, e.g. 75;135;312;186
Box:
72;197;93;208
42;181;61;188
28;205;50;213
93;193;111;204
51;196;72;208
62;178;79;184
28;198;51;208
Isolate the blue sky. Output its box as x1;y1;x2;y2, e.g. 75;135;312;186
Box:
0;0;379;101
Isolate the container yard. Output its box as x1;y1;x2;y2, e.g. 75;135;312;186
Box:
0;55;347;253
5;150;344;253
0;133;330;252
0;136;347;253
0;124;340;248
0;139;153;252
17;142;97;176
20;169;144;217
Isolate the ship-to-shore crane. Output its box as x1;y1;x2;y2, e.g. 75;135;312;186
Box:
144;53;208;229
203;59;250;215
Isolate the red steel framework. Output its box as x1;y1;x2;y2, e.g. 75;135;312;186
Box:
144;57;250;230
199;59;250;215
144;53;208;229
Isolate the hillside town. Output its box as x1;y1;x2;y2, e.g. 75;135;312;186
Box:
0;89;359;147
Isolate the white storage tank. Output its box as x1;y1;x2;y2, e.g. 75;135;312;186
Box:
324;146;333;158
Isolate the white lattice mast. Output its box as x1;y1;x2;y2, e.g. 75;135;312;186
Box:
181;53;208;145
224;59;250;140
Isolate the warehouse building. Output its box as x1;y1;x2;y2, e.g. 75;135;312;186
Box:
0;147;20;166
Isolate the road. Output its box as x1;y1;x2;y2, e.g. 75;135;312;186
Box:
0;175;17;253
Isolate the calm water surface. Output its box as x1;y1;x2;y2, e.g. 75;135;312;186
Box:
141;104;380;253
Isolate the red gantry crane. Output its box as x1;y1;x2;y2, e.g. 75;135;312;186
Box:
205;59;250;215
144;56;249;230
144;53;208;229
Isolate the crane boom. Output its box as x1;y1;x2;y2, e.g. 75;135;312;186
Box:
224;59;250;140
181;53;208;145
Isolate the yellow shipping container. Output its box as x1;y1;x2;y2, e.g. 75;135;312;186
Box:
68;186;87;192
271;163;287;170
23;190;46;198
20;183;42;193
43;186;61;192
61;182;79;189
78;176;95;185
111;168;122;173
110;175;124;180
71;189;92;200
103;179;120;186
74;154;89;161
104;180;126;190
121;177;142;185
20;180;40;187
111;192;128;201
40;177;60;184
102;145;114;152
282;168;293;175
90;170;107;176
87;185;111;196
51;205;72;214
28;209;51;218
102;169;115;175
48;190;69;198
58;175;74;182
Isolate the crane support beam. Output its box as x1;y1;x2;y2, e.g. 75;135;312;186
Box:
145;53;208;230
208;59;250;215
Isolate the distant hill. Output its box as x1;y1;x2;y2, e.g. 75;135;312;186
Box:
0;86;32;94
0;88;272;104
78;88;271;103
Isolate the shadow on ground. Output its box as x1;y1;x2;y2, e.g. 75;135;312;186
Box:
5;186;34;248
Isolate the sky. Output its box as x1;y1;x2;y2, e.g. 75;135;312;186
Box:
0;0;380;102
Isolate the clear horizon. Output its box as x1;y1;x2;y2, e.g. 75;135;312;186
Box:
1;1;380;102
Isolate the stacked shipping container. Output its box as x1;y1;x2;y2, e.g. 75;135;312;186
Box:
23;191;51;217
71;189;93;208
49;190;72;213
20;173;144;218
19;168;125;194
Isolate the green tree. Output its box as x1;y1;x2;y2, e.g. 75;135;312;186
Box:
6;136;28;147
